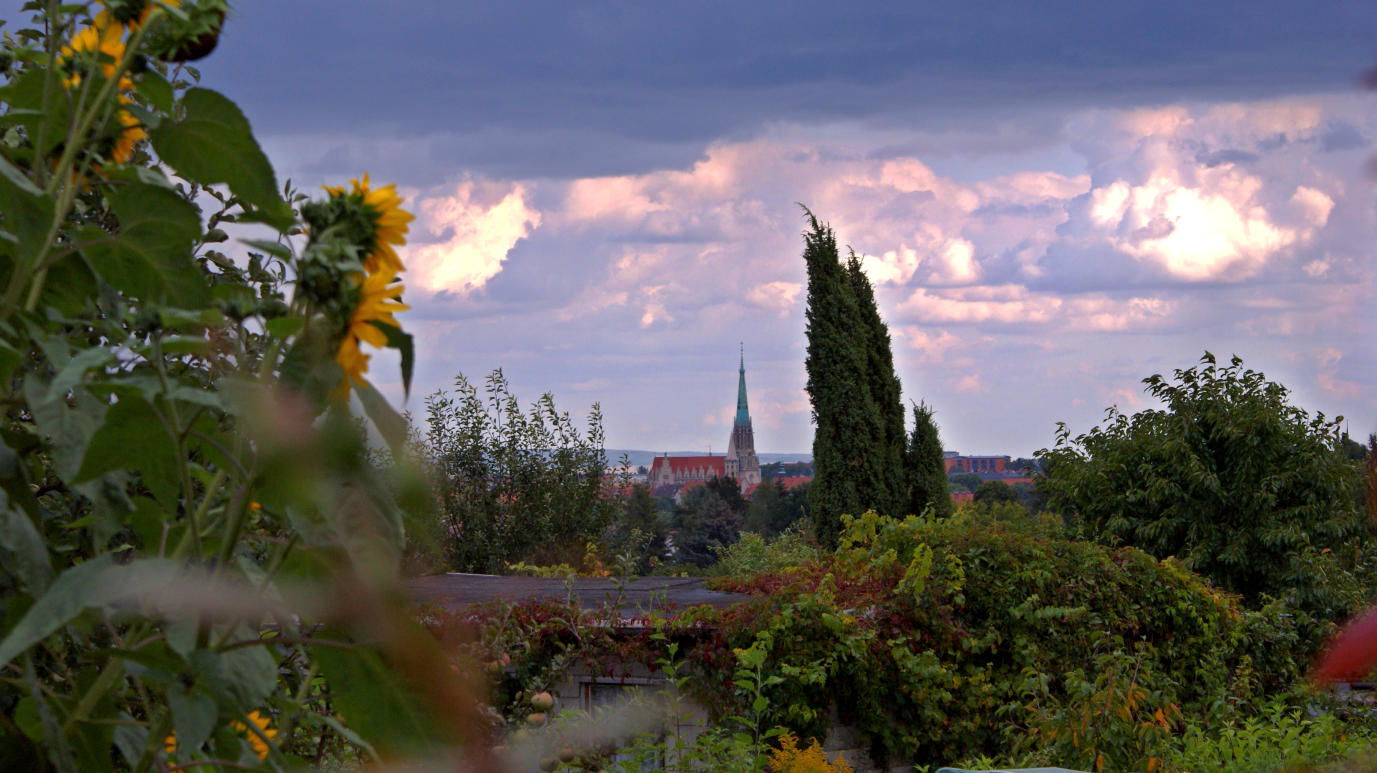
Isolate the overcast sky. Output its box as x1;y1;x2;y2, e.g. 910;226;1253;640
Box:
198;1;1377;456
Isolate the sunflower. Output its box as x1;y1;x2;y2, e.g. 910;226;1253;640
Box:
323;174;414;275
335;267;410;395
233;710;277;760
97;0;181;30
163;710;277;760
59;18;126;88
108;96;146;165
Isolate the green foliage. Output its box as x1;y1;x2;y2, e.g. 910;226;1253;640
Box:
844;250;907;518
801;211;904;546
972;480;1019;506
671;481;744;568
948;471;983;493
0;4;457;769
704;514;1284;769
743;477;809;537
904;401;952;518
422;369;614;573
608;482;668;574
1037;353;1369;620
1166;697;1377;772
711;522;820;578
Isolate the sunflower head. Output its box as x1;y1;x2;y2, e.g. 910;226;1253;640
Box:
101;96;146;166
99;0;154;26
59;19;126;88
334;266;410;396
320;174;413;275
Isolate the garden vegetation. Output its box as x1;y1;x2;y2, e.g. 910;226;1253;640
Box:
1;3;1375;772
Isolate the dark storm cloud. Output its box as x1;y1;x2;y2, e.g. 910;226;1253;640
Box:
203;0;1377;179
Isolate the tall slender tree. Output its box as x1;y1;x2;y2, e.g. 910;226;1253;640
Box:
846;249;908;514
802;210;907;545
905;401;953;518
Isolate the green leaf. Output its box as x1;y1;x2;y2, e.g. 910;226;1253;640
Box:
23;377;105;480
0;427;44;524
369;320;414;397
0;153;40;195
75;396;180;506
0;490;53;594
240;238;292;260
311;634;444;757
135;70;175;113
264;315;303;339
356;379;407;455
0;68;69;158
82;183;207;304
46;346;117;401
38;251;98;316
0;151;55;264
0;557;178;669
0;339;17;385
167;684;217;759
149;88;292;228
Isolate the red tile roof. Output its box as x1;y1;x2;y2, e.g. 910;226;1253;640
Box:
649;455;726;476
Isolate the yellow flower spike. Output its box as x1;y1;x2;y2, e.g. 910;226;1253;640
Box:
324;174;414;275
335;267;410;396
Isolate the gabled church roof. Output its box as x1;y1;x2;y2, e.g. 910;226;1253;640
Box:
649;455;726;475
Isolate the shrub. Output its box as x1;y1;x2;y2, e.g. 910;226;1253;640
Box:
713;522;821;577
704;513;1270;768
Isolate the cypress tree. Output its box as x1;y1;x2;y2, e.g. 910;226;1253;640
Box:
905;400;953;519
846;249;907;516
802;210;905;545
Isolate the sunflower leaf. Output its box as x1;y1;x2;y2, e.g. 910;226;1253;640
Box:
367;320;414;398
356;379;407;455
81;183;206;305
149;88;292;229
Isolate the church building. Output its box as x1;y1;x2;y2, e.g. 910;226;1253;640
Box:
647;349;762;491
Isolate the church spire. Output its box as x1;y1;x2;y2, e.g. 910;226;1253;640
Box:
735;343;750;426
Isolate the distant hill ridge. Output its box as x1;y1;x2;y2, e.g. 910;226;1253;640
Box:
607;449;812;468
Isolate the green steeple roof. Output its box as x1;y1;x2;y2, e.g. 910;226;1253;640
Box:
735;346;751;426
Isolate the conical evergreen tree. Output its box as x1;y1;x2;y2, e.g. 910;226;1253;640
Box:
802;210;905;546
905;400;953;519
846;249;907;516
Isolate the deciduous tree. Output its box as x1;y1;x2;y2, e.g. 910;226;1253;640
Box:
1037;353;1368;617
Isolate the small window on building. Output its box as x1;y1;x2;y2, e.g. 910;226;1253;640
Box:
580;681;665;770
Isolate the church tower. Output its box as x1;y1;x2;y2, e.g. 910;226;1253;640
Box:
724;346;762;487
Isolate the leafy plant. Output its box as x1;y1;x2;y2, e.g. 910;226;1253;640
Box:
0;2;482;769
1037;352;1369;619
422;369;613;573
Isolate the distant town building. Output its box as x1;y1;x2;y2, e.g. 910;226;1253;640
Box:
944;453;1009;474
647;349;763;491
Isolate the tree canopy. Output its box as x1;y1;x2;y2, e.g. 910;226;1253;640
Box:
1037;353;1369;617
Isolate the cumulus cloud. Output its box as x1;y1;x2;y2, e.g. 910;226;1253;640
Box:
406;181;541;294
900;328;961;363
1315;347;1363;400
380;93;1375;454
746;281;803;316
